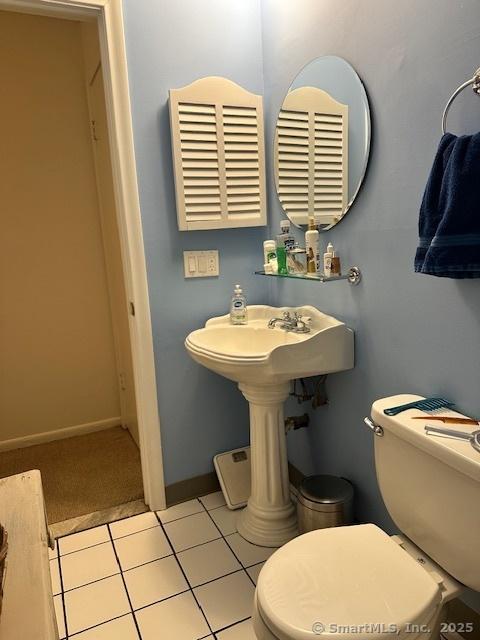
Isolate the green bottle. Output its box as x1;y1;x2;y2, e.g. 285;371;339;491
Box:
276;220;295;275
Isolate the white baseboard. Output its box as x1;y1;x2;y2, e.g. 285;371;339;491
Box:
0;417;122;452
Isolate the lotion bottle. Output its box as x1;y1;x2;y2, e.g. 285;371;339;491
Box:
323;242;334;277
305;216;320;274
330;249;342;276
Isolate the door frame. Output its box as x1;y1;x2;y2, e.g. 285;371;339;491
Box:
0;0;166;510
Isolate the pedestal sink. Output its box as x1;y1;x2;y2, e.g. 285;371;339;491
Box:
185;305;354;547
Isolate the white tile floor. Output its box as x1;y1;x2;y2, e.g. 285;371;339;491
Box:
52;491;269;639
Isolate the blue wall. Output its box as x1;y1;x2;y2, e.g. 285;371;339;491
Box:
260;0;480;609
121;0;269;485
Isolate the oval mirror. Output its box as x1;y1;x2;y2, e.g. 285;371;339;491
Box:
274;56;371;230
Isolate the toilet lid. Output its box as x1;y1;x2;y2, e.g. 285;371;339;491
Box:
257;524;442;640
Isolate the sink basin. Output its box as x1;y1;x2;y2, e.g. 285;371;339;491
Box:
185;305;354;548
185;305;354;384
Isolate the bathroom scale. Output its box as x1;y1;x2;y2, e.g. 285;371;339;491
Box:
213;446;251;510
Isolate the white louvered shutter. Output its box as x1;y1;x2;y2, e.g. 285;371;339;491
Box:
274;87;348;228
169;77;267;231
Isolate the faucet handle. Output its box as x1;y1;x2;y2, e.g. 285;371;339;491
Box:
282;310;292;320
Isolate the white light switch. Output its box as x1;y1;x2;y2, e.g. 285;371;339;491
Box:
184;250;219;278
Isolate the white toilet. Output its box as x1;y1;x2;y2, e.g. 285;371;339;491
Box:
253;394;480;640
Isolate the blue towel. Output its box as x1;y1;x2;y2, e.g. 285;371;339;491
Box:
415;132;480;278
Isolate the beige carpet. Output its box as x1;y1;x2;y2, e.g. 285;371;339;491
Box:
0;427;144;524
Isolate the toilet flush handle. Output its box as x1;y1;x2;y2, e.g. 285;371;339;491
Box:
364;417;384;436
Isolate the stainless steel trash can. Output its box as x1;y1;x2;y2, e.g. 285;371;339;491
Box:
297;475;354;533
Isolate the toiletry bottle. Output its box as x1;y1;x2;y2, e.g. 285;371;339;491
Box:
263;240;277;266
230;284;248;325
330;248;342;276
323;242;334;277
305;216;320;274
276;220;295;275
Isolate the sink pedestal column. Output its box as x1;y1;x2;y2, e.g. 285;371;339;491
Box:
237;382;298;547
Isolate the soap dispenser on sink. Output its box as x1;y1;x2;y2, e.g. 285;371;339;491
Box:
230;284;248;325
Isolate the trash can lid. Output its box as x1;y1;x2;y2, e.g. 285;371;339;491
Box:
299;475;354;505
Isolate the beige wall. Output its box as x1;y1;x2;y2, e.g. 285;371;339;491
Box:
0;11;121;441
80;20;139;446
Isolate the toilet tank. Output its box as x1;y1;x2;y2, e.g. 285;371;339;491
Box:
372;395;480;591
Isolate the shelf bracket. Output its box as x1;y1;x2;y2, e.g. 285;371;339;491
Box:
347;266;362;285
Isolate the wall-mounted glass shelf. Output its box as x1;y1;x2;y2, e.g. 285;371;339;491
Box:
255;266;362;285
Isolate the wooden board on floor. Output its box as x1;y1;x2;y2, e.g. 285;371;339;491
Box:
0;471;58;640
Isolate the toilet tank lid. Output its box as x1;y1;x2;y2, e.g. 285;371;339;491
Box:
372;394;480;483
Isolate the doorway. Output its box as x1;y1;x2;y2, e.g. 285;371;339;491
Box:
0;1;165;526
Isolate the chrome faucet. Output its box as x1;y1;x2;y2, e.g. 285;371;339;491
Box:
268;311;311;333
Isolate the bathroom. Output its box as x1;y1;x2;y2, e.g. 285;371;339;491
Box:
0;0;479;639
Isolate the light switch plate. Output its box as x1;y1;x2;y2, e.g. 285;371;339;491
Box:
184;250;219;278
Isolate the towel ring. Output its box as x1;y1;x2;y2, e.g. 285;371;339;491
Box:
442;67;480;134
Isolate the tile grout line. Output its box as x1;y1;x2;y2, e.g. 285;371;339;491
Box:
129;585;191;613
60;539;113;559
110;523;159;540
223;532;272;576
60;569;121;596
67;613;137;639
215;614;252;636
106;523;143;640
188;567;246;592
154;510;216;639
200;501;259;589
200;496;267;633
158;500;205;525
199;501;263;636
163;531;223;555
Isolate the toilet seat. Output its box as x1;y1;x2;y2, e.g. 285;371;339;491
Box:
256;524;442;640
